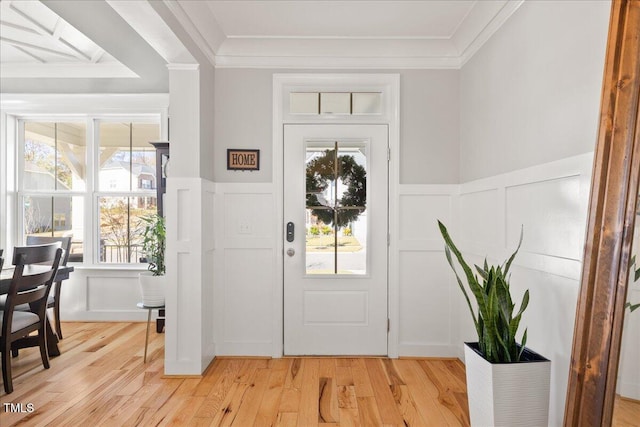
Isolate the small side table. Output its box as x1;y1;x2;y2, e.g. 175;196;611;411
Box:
137;302;165;363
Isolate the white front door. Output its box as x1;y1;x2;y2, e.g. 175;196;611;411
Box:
283;124;389;355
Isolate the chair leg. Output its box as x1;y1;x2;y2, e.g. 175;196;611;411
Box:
39;323;50;370
2;343;13;394
53;299;63;340
144;308;151;363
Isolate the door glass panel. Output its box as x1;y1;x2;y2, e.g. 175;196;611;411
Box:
305;141;367;275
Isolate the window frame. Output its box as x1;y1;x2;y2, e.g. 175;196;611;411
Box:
14;113;163;267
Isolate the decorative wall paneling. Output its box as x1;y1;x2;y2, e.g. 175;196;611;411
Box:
165;177;216;375
213;183;278;356
394;184;460;357
458;152;593;427
59;269;149;322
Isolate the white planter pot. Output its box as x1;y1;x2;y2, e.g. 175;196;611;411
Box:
464;342;551;427
139;272;166;307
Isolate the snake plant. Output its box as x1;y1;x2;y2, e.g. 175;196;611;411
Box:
438;220;529;363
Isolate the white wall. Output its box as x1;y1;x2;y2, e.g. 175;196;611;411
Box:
213;183;277;355
394;184;460;356
460;0;610;182
458;1;610;425
617;223;640;400
214;69;460;184
165;64;217;374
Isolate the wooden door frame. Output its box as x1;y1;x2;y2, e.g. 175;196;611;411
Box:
564;0;640;425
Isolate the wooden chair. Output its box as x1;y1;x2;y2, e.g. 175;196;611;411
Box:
25;236;72;339
0;243;62;393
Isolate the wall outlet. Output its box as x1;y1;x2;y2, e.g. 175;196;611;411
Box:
239;221;252;234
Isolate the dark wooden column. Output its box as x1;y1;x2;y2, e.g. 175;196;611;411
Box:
564;1;640;425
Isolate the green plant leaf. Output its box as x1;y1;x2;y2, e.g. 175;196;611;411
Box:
445;246;480;332
438;220;530;363
140;213;166;276
439;221;490;325
475;263;488;281
626;302;640;312
503;226;523;275
518;329;528;361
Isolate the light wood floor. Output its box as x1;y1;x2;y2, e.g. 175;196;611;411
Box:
0;322;470;426
1;322;638;426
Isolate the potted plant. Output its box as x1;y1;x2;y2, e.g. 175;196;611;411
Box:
139;214;166;307
438;220;550;427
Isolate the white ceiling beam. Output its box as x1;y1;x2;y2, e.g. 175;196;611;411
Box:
8;44;46;63
0;36;77;59
106;0;196;64
0;19;40;35
159;0;220;66
9;2;52;35
0;62;138;78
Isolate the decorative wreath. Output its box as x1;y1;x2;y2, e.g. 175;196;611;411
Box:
306;149;366;227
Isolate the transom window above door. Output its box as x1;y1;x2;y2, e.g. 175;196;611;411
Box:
289;92;382;115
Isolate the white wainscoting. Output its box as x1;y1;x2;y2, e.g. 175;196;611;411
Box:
457;152;593;427
393;184;460;357
60;267;152;322
214;183;278;356
165;177;216;375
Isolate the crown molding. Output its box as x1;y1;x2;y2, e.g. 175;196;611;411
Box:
162;0;220;67
162;0;524;70
459;0;525;66
215;55;461;70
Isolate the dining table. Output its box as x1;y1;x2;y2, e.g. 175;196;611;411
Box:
0;264;74;357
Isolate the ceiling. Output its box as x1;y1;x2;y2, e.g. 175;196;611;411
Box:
162;0;524;69
0;0;135;78
0;0;524;87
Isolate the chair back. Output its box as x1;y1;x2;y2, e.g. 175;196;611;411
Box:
26;236;72;266
2;245;63;337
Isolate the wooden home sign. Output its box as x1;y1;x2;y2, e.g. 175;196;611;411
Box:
227;149;260;171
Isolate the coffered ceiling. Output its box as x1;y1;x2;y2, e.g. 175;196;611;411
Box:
0;0;135;78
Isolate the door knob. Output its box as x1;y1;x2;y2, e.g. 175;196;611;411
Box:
286;248;295;257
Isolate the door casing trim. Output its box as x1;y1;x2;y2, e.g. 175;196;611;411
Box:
272;73;400;357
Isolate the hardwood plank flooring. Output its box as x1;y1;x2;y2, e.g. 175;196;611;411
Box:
2;322;634;426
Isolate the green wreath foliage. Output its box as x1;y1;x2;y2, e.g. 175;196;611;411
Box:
306;149;366;227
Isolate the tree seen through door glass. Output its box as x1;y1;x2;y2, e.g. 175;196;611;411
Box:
305;142;367;275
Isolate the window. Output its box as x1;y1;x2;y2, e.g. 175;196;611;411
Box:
18;118;160;265
97;122;158;264
21;121;86;262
